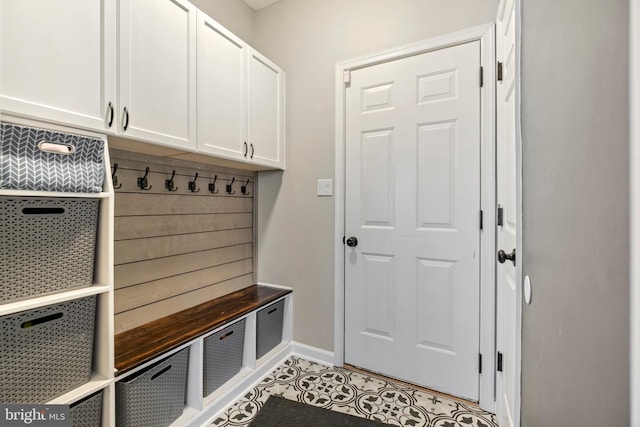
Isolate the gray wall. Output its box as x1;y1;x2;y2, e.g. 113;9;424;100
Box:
520;1;629;425
252;0;497;351
190;0;255;44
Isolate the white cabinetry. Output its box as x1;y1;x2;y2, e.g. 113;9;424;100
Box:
118;0;197;151
0;0;117;133
248;49;285;169
197;16;285;170
196;12;247;160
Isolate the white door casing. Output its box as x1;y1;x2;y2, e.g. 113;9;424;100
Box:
344;41;483;401
496;0;521;425
335;24;496;411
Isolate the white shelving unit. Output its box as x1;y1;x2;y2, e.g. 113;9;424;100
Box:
0;123;115;426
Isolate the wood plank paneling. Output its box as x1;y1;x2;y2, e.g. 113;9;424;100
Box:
114;274;253;334
115;243;253;288
115;213;253;240
111;150;256;334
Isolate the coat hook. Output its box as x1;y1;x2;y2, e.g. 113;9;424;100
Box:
188;172;200;193
137;166;152;191
165;170;178;192
241;178;250;195
111;163;122;189
226;177;236;194
208;175;219;194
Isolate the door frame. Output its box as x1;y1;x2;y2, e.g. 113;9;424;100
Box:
334;23;498;411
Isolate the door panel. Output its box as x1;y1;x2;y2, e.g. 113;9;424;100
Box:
496;0;518;424
345;41;481;400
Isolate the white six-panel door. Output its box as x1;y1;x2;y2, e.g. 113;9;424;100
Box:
496;0;518;425
344;41;482;400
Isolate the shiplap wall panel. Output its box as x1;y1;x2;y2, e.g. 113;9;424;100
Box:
115;213;253;240
115;243;253;288
111;149;256;334
114;274;254;334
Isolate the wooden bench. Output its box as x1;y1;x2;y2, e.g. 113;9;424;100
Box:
114;284;292;375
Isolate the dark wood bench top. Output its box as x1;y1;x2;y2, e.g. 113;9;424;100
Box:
114;284;291;375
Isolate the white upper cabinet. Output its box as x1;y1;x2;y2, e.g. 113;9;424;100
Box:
0;0;117;133
118;0;197;151
196;12;247;160
248;49;285;169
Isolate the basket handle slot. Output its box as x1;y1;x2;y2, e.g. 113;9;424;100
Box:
21;312;63;329
219;330;234;340
268;307;278;315
151;365;172;380
38;141;76;155
22;207;65;215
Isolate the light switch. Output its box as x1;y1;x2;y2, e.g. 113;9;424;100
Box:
317;179;333;196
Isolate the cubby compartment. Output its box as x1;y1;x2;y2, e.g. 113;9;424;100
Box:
0;295;97;403
70;390;104;427
0;196;99;303
203;318;246;397
256;299;285;359
116;348;189;427
0;122;105;193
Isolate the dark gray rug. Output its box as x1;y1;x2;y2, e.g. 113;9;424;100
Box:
249;395;390;427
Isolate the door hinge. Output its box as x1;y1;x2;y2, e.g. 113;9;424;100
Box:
343;70;351;86
480;210;484;230
479;353;483;374
497;205;504;226
480;66;484;87
497;352;503;372
497;62;504;81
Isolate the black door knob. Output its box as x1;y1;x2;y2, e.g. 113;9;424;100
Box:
498;249;516;266
346;237;358;247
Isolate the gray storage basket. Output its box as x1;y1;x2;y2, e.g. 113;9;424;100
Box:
70;390;103;427
256;299;285;359
0;296;97;403
116;348;189;427
0;197;99;303
203;318;245;396
0;122;105;193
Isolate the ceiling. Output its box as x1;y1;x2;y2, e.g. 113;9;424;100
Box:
243;0;281;11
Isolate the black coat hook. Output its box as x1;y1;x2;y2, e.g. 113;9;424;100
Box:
226;177;236;194
241;178;250;195
137;166;152;191
165;170;178;192
208;175;219;194
111;163;122;189
188;172;200;193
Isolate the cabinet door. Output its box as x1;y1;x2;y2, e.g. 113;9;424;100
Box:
118;0;197;150
196;12;247;161
0;0;116;133
248;50;285;169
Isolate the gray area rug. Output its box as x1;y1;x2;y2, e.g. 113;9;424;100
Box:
250;395;390;427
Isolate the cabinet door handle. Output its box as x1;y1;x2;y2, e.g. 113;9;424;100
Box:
243;141;248;158
250;143;254;159
107;102;114;128
123;107;130;131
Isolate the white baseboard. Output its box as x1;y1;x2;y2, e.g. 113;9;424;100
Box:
290;341;335;366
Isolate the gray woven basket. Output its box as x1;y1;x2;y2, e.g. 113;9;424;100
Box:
203;318;245;396
70;390;103;427
0;122;105;193
0;197;99;303
256;299;285;359
0;296;97;403
116;348;189;427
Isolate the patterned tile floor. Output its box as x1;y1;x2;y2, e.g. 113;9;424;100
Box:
211;355;498;427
